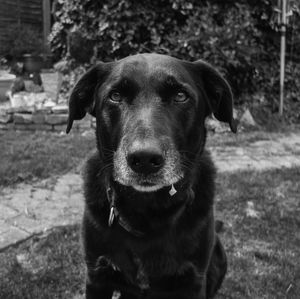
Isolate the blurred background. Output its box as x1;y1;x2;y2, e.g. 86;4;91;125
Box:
0;0;299;125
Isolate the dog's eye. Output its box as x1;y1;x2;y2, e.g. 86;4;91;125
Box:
109;92;122;103
174;91;188;103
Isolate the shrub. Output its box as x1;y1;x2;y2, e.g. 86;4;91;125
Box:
49;0;300;120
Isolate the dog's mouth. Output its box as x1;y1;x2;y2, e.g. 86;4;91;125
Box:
132;177;182;193
113;172;184;193
131;183;166;193
132;180;162;193
114;179;183;194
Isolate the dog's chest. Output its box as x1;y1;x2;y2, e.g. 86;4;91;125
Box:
127;245;180;291
128;233;182;277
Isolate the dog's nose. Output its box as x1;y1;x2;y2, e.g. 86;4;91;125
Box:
127;149;164;175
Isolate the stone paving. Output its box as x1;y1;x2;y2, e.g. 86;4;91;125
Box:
1;132;300;251
210;133;300;172
0;173;83;250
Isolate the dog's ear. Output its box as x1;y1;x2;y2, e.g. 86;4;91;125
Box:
192;60;237;133
66;62;110;133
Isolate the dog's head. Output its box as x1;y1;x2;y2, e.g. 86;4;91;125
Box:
67;54;236;192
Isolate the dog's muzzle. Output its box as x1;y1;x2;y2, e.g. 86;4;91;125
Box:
113;136;184;192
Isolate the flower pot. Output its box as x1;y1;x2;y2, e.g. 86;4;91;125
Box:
23;54;43;73
0;72;16;102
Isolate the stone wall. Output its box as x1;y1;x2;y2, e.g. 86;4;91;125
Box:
0;105;95;132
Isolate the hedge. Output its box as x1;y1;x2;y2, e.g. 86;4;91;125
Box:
49;0;300;120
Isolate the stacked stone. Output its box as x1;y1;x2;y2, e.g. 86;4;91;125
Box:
0;105;94;132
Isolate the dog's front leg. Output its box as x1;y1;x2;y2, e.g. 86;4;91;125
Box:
86;256;142;299
85;256;116;299
86;280;113;299
146;263;207;299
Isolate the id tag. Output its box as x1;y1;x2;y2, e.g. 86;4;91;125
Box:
108;207;115;227
169;184;177;196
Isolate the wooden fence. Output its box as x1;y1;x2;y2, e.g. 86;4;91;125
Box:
0;0;51;55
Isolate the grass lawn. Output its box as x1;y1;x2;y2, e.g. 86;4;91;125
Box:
0;130;95;187
0;128;293;188
215;167;300;299
0;167;299;298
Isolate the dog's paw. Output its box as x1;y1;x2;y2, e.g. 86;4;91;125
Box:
112;290;121;299
95;256;120;272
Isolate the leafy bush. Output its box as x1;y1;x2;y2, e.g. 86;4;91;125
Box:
49;0;300;121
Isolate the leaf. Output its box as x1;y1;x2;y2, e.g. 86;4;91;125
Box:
245;201;261;219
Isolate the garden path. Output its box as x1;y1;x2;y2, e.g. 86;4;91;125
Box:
1;132;300;251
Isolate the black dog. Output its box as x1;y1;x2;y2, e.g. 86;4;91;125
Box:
66;53;237;299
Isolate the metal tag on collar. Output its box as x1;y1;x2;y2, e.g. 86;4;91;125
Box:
106;185;116;227
109;206;115;227
169;184;177;196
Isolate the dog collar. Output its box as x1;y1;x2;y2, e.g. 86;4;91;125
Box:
106;185;145;237
105;181;194;238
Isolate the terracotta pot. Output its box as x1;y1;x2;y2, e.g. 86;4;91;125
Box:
23;54;43;73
